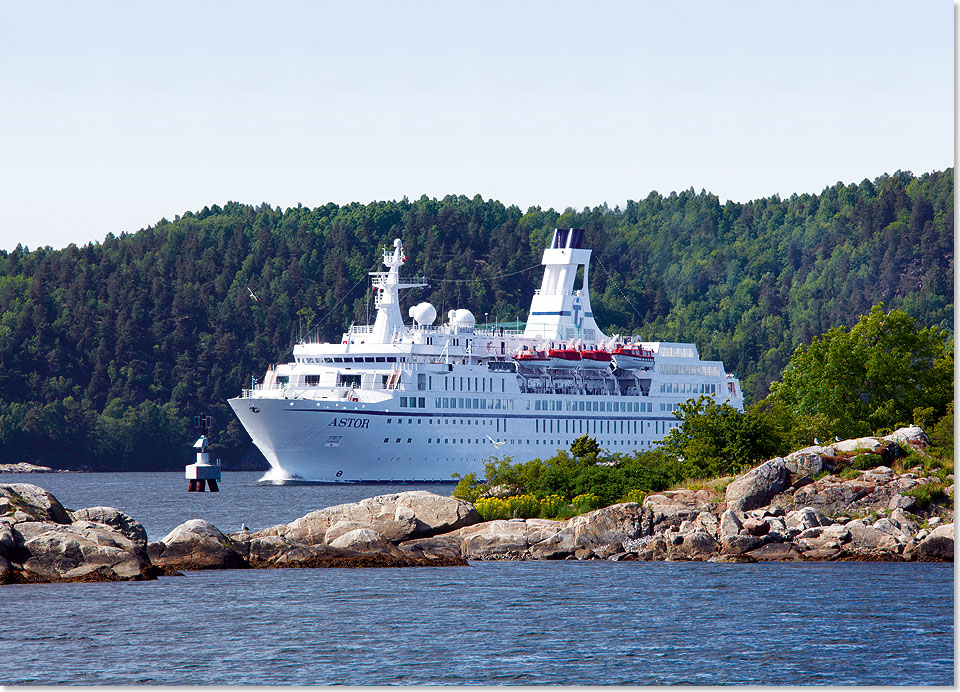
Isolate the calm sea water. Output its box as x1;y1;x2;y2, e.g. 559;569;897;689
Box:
0;473;954;685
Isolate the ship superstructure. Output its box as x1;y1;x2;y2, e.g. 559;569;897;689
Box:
228;230;743;482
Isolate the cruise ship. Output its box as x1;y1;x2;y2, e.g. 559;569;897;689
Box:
228;229;743;482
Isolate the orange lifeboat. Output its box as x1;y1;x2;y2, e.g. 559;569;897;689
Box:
548;348;582;368
579;349;613;370
611;345;655;370
513;349;549;365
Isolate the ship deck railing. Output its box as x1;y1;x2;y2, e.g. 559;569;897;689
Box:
533;288;583;297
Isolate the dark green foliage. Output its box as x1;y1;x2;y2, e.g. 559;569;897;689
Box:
765;304;953;441
849;453;886;471
927;402;954;460
0;169;953;469
451;472;483;503
570;435;601;460
472;440;685;507
903;483;949;512
660;396;786;479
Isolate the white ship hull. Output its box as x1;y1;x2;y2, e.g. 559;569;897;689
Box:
229;392;689;483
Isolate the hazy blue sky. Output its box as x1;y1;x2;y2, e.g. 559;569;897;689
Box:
0;1;953;251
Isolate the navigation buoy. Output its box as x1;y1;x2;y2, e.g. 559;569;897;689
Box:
186;414;221;492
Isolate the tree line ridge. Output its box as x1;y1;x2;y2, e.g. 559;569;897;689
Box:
0;168;952;470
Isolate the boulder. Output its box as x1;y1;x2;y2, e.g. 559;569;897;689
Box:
629;535;668;561
71;507;148;548
323;520;372;545
833;437;883;454
19;521;151;582
785;445;836;462
800;547;841;561
397;534;465;563
725;458;790;512
795;525;851;552
722;534;768;555
791;478;877;516
889;509;916;534
693;510;719;536
643;490;717;534
718;510;743;539
532;503;644;559
276;491;479;545
457;519;556;560
788;454;833;479
915;524;953;561
845;519;903;555
152;519;248;570
862;466;895;484
883;425;930;452
873;518;910;544
888;494;918;511
747;542;803;561
0;522;18;559
669;530;719;560
742;517;770;536
0;484;72;524
328;528;401;557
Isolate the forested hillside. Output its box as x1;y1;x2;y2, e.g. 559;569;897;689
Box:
0;169;952;470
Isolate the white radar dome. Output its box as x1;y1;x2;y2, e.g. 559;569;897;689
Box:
450;308;476;328
408;302;437;326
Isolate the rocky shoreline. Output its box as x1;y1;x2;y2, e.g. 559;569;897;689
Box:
0;426;952;584
0;462;57;473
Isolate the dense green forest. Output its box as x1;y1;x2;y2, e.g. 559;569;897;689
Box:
0;168;952;470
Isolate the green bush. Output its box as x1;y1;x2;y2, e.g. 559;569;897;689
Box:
463;439;684;509
903;483;950;511
850;453;886;470
572;493;600;514
452;472;484;503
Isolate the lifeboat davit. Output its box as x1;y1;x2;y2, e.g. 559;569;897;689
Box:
611;345;655;370
548;348;582;368
579;349;613;370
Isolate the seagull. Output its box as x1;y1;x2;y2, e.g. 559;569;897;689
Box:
486;435;506;449
834;436;841;442
240;522;249;532
813;437;820;445
247;287;260;303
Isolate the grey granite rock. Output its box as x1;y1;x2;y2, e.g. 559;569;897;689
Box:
725;458;789;512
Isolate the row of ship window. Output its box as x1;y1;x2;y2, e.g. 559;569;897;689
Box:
398;396;668;413
660;382;717;394
383;438;665;446
295;356;406;364
384;415;679;436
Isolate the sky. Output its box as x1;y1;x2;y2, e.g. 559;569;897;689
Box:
0;1;953;251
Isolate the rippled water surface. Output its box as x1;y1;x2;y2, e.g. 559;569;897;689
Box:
0;473;954;685
1;561;953;685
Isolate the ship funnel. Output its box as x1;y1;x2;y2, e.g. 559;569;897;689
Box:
523;228;605;342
